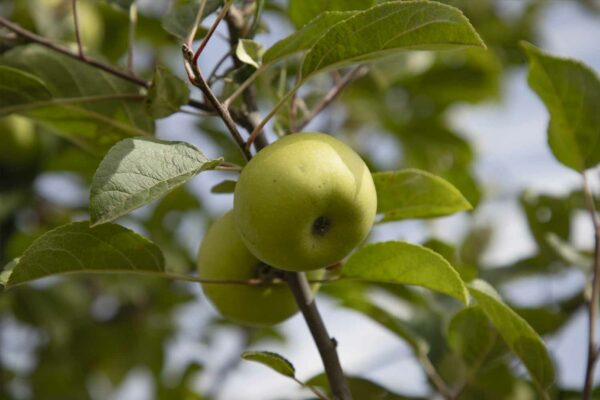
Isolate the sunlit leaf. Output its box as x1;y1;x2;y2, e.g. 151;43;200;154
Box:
241;351;295;378
374;169;472;221
236;39;264;69
469;280;555;390
288;0;374;28
90;138;221;226
1;222;165;288
343;241;468;303
522;42;600;171
301;1;485;79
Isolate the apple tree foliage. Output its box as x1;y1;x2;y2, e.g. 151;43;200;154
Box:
0;0;599;399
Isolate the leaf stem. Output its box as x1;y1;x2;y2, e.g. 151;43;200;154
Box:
222;65;266;109
583;170;600;400
285;272;352;400
0;16;148;88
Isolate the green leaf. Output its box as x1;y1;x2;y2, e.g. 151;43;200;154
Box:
263;11;357;65
145;66;190;119
235;39;264;69
373;169;472;221
0;66;52;110
468;279;555;390
90;138;221;226
307;373;425;400
448;306;497;367
522;42;600;171
301;1;485;79
210;179;237;194
343;241;469;304
241;351;295;378
162;0;222;40
288;0;375;28
0;45;153;154
1;222;165;288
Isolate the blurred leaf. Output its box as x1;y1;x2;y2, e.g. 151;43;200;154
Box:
90;138;221;225
520;191;570;253
0;65;52;109
374;169;471;221
1;221;165;288
210;179;237;194
288;0;374;28
162;0;222;40
241;351;295;378
307;373;426;399
545;233;592;269
0;45;153;154
146;66;190;119
343;241;469;303
522;42;600;171
448;306;497;367
263;11;357;65
469;280;555;391
236;39;264;69
301;1;485;79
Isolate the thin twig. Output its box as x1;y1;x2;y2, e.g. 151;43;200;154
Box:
223;65;265;109
71;0;85;59
127;1;138;72
286;272;352;400
291;377;331;400
295;66;368;132
245;80;302;150
185;0;207;48
0;16;148;87
193;0;234;64
418;354;453;399
207;49;234;84
182;44;251;160
583;170;600;400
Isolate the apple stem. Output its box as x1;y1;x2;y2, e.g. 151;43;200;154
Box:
286;272;352;400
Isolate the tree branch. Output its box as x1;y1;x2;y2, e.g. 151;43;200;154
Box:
286;272;352;400
0;16;148;88
583;170;600;400
71;0;85;59
295;66;368;132
182;45;251;161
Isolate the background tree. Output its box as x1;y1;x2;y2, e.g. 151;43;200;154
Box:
0;1;599;399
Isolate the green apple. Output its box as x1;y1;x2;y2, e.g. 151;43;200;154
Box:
234;132;377;272
0;115;39;169
197;211;323;326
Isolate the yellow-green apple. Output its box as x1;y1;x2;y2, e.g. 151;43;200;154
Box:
197;211;323;326
234;132;377;272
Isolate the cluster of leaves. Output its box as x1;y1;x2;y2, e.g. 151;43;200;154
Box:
0;0;599;399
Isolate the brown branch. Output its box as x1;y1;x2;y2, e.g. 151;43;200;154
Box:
0;16;148;88
286;272;352;400
583;170;600;400
295;66;368;132
193;0;233;64
182;44;251;161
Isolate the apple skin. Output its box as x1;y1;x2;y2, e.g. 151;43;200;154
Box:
234;132;377;272
197;211;323;326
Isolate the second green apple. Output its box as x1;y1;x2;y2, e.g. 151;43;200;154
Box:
234;132;377;272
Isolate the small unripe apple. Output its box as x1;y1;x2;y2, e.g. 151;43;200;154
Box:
0;115;39;169
197;211;323;326
234;132;377;272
